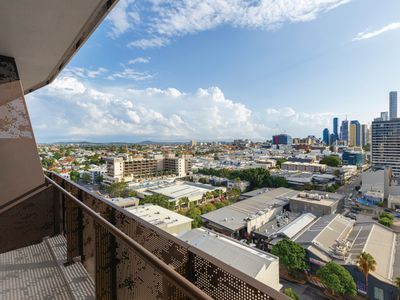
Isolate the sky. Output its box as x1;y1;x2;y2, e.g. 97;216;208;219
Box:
26;0;400;143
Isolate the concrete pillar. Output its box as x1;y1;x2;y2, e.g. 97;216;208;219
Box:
0;55;45;206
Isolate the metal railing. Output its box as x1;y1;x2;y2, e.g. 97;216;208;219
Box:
45;172;289;300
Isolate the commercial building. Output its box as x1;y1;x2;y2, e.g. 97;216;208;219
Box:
340;119;349;144
201;188;297;238
350;120;361;147
294;214;400;299
361;124;369;146
333;117;339;140
342;150;364;166
289;191;344;217
390;91;398;120
322;128;330;145
127;204;192;236
272;134;292;146
371;118;400;177
180;228;282;291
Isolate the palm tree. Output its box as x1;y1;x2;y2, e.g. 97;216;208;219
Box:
356;252;376;296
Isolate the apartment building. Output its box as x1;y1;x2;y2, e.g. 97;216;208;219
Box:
105;155;192;183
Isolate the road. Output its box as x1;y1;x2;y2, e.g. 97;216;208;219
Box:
337;173;362;198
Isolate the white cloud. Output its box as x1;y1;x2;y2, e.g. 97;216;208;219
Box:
64;67;108;79
353;22;400;41
28;76;336;142
128;37;169;49
128;57;151;64
106;0;139;38
107;68;154;81
121;0;350;48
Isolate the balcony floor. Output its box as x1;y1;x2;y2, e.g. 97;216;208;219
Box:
0;235;95;300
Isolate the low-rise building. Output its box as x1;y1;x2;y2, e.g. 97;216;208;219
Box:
201;188;297;239
289;191;344;216
281;161;327;173
180;228;282;291
294;214;400;299
126;204;192;236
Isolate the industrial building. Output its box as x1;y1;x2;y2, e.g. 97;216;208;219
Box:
294;214;400;299
201;188;297;238
289;191;344;216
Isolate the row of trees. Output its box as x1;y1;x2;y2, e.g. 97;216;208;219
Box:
196;168;288;190
378;212;394;227
271;238;380;298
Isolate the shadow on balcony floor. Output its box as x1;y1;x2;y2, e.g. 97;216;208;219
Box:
0;235;94;300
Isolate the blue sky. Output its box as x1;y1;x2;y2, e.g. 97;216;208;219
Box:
27;0;400;142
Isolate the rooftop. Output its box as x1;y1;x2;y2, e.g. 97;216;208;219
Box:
126;204;192;234
150;182;221;201
202;188;297;232
290;191;343;207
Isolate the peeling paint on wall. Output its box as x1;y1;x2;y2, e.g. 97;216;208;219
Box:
0;96;33;139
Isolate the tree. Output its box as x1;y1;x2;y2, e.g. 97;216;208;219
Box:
178;197;190;209
95;175;103;184
80;173;91;183
271;239;307;273
320;156;341;167
395;277;400;288
356;252;376;296
378;212;394;227
70;170;80;182
283;288;300;300
317;262;356;296
200;203;216;214
185;207;202;228
276;158;288;168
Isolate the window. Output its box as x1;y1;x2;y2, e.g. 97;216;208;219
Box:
374;287;384;300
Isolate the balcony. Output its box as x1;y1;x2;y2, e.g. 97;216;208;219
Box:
0;171;288;300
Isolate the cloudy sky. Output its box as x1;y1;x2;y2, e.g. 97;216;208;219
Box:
27;0;400;143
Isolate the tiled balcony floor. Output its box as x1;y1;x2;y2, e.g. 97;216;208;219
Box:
0;235;94;300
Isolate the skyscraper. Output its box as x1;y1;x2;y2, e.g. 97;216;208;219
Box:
390;91;397;120
333;117;339;140
340;119;349;144
350;120;361;146
361;124;369;147
372;118;400;176
323;128;330;145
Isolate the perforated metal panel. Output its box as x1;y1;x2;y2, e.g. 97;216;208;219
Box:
46;173;288;300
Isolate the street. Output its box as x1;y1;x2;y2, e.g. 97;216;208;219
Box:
281;279;329;300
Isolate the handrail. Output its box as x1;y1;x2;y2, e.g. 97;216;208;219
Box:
45;175;213;300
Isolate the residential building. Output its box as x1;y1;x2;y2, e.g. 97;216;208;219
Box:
289;191;344;216
281;161;327;173
180;228;282;291
371;118;400;176
390;91;397;120
127;204;192;236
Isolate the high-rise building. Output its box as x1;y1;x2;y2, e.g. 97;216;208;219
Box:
381;112;389;121
361;124;369;147
372;118;400;176
390;91;398;120
350;120;361;146
323;128;330;145
333;117;339;140
340;119;349;144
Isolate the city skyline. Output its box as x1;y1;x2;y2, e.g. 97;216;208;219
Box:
25;0;400;143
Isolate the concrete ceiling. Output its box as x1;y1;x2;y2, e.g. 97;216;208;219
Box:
0;0;117;94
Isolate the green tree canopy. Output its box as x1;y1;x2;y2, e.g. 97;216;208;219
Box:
271;238;307;273
283;288;300;300
317;262;356;296
320;156;341;167
356;251;376;297
69;170;80;182
80;173;91;183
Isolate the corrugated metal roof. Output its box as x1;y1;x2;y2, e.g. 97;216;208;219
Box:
276;213;317;239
